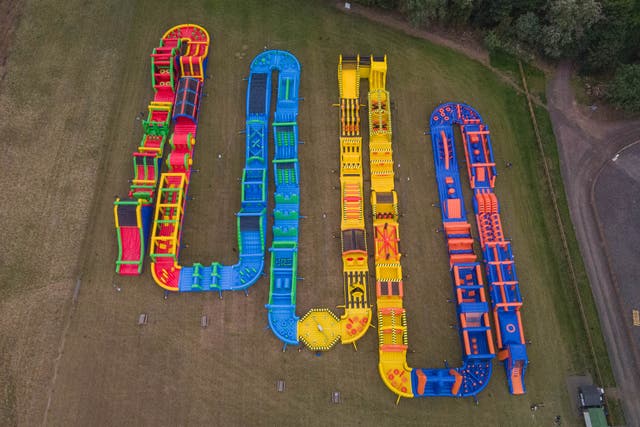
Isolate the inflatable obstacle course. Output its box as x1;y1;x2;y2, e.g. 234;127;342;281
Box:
265;54;373;351
112;32;530;399
150;47;301;295
114;26;197;275
256;51;303;344
114;24;269;294
366;57;497;400
430;102;529;394
294;55;374;351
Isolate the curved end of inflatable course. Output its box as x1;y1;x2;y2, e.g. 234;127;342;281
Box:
230;257;266;291
250;49;301;73
378;359;414;398
458;361;493;397
162;24;210;44
339;308;372;344
150;260;181;292
266;307;299;346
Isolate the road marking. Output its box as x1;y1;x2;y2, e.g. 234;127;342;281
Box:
633;310;640;327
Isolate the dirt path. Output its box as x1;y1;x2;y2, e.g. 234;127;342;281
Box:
547;61;640;426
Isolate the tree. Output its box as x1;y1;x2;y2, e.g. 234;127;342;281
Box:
356;0;400;8
541;0;603;59
402;0;450;27
581;0;640;73
513;12;541;49
608;64;640;111
447;0;474;27
471;0;515;28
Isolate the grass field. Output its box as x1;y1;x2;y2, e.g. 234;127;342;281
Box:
0;0;614;425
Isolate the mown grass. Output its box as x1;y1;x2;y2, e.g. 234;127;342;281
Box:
0;0;616;425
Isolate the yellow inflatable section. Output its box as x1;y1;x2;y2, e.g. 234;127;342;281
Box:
366;56;414;399
296;55;373;350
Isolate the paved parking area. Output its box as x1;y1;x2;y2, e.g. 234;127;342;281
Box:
594;143;640;346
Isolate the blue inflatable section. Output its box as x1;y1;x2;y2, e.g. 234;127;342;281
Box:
408;103;496;397
176;54;277;293
248;51;302;346
141;204;154;253
450;102;528;394
174;50;303;321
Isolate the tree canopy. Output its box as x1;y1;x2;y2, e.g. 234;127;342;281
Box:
357;0;640;73
608;64;640;111
355;0;640;110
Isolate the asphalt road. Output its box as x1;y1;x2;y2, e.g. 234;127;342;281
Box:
547;62;640;426
594;142;640;350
